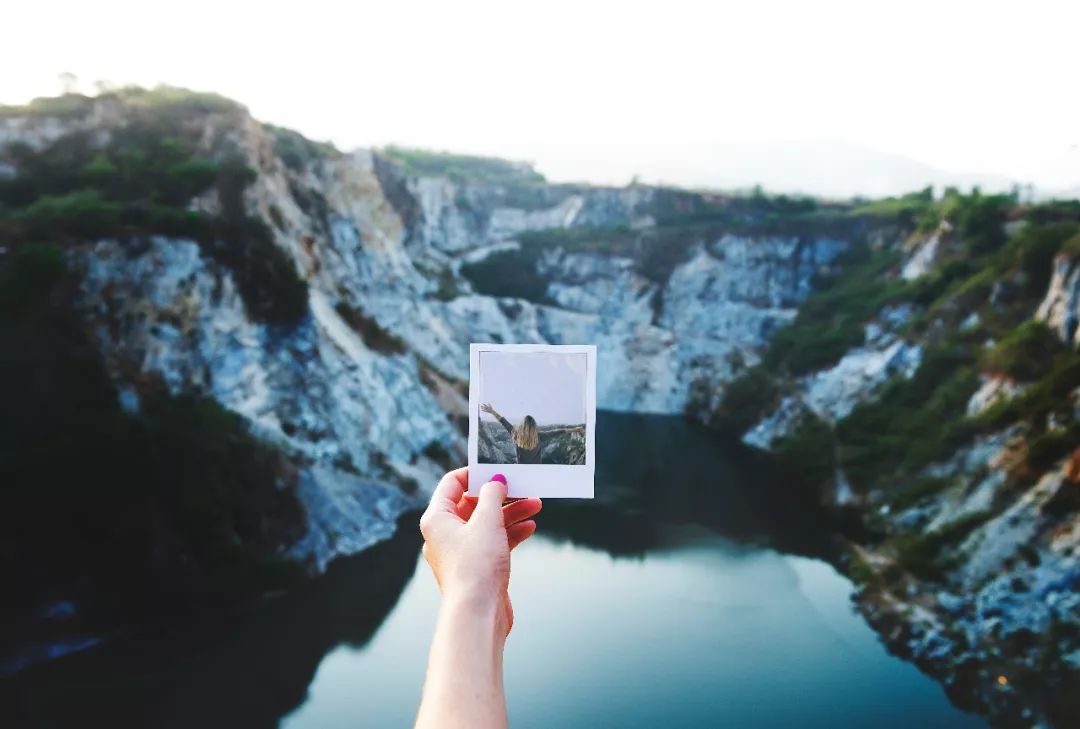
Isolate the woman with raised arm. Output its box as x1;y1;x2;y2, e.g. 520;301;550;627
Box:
480;402;584;464
414;469;542;729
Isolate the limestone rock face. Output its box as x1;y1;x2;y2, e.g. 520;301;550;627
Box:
0;99;855;569
1037;254;1080;347
742;306;922;449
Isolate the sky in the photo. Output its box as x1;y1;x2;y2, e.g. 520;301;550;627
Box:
479;352;587;426
4;0;1078;196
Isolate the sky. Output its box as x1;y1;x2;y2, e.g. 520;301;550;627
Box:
3;0;1078;197
479;351;587;426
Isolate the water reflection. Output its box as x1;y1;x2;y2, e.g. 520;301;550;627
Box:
2;521;423;728
541;412;834;558
1;413;983;728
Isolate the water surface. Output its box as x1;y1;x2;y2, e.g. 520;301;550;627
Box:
4;413;984;728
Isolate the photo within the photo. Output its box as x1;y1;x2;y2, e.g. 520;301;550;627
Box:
477;350;588;466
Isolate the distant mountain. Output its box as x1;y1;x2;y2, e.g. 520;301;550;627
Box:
536;140;1024;200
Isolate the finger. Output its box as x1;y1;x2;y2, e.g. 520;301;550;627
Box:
474;479;508;526
507;520;537;550
455;494;479;522
503;498;542;527
428;467;467;514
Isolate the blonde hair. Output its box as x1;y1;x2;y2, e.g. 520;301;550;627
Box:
514;415;539;450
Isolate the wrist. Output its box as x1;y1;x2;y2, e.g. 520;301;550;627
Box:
441;584;500;615
440;587;507;644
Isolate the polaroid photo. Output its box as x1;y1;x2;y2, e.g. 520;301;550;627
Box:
468;343;596;498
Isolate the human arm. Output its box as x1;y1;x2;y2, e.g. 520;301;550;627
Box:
537;425;586;443
481;402;515;436
414;468;542;729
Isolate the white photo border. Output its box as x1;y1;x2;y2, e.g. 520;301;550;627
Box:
468;343;596;498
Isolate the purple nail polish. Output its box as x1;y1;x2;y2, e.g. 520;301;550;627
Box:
491;473;507;484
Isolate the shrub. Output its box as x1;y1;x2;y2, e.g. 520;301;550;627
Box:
1061;232;1080;258
199;215;308;326
895;510;993;580
1011;222;1080;294
1;263;304;621
849;187;936;229
765;248;910;375
981;321;1063;381
17;189;123;238
774;412;836;492
335;302;405;354
1024;200;1080;225
1026;426;1080;473
982;351;1080;431
712;366;781;436
0;93;96;119
109;85;242;115
943;190;1012;255
1;128;309;326
837;346;980;490
888;476;954;511
461;248;551;304
381;146;545;185
269;125;337;172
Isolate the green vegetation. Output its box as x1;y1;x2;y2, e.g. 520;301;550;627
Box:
981;321;1064;380
944;189;1012;255
765;247;911;376
894;509;994;580
460;246;553;303
0;246;304;625
381;146;545;185
0;93;97;119
334;302;406;355
849;187;938;230
887;476;955;511
839;347;980;489
980;348;1080;475
713;190;1080;507
0;112;307;325
710;366;781;436
0;86;242;121
773;412;836;491
1026;425;1080;474
268;124;338;172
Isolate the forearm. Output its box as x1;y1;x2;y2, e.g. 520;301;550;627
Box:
415;592;507;729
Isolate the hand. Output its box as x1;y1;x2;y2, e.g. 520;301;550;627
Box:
419;468;542;637
480;402;496;417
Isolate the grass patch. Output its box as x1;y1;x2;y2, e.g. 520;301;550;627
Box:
381;146;545;185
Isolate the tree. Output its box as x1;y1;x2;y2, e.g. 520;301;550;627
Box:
58;72;79;94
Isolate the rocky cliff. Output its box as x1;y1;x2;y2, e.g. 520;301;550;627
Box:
2;88;1078;726
0;89;861;575
712;200;1080;727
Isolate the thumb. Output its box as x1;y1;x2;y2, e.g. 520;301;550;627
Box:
474;478;508;526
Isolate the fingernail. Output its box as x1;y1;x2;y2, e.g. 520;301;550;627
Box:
491;473;507;484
